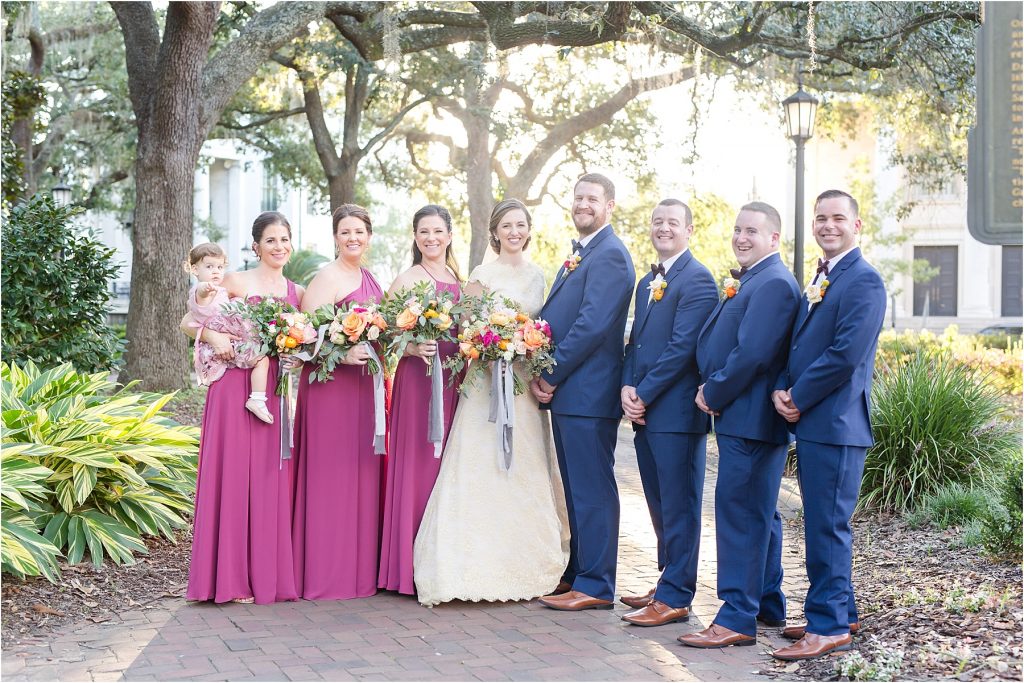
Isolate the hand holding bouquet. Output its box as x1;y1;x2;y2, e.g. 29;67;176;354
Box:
272;310;318;394
446;293;556;394
381;281;465;375
301;302;389;382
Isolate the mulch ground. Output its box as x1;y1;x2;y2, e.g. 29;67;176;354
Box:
776;515;1022;681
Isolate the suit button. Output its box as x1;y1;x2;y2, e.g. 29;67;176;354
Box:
637;344;642;349
792;345;798;350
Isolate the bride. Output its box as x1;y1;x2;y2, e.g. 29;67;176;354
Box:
413;199;570;607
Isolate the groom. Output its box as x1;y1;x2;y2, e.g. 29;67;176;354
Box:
533;173;635;610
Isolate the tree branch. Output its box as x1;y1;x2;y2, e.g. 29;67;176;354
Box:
110;1;160;121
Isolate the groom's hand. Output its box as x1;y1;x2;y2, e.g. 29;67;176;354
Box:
530;378;554;404
620;385;646;423
695;384;719;416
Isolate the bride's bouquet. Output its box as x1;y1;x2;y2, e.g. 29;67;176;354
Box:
299;302;389;382
446;293;556;395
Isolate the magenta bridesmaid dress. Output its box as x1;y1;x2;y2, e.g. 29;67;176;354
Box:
378;277;462;595
186;280;301;604
292;269;385;600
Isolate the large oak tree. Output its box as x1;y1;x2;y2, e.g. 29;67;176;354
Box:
109;1;977;389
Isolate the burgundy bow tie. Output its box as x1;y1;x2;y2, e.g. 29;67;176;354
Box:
651;263;666;278
730;266;748;280
816;258;830;276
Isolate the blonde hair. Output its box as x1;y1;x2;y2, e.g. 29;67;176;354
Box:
183;242;227;274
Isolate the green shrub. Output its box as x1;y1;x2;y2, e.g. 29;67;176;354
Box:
1;362;198;582
1;195;123;371
981;451;1023;559
863;351;1020;512
914;483;994;529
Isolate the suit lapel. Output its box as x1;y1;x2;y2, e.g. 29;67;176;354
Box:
698;253;778;341
544;225;615;305
636;251;693;336
793;248;862;337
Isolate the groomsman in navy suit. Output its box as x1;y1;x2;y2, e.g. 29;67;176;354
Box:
771;190;886;661
679;202;800;649
618;199;718;626
534;173;635;610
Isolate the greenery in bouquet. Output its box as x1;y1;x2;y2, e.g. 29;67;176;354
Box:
220;297;291;359
445;292;556;395
380;281;467;374
301;302;388;382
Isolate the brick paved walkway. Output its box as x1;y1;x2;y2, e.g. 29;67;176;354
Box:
3;425;810;682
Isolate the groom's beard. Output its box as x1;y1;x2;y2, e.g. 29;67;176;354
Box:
573;208;608;235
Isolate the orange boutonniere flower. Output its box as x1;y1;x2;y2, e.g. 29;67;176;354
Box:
721;276;741;300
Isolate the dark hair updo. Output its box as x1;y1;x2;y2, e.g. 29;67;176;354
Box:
252;211;292;243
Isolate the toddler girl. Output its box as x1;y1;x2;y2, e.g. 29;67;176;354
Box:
185;243;273;423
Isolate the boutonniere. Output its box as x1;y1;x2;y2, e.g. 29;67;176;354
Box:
648;275;668;302
721;276;741;300
805;279;830;304
562;251;582;278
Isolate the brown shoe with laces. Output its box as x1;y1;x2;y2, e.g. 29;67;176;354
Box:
622;600;689;626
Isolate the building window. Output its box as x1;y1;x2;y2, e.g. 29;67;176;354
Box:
913;246;958;316
1002;245;1023;317
261;173;280;212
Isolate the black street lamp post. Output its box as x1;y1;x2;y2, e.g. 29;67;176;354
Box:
782;82;819;286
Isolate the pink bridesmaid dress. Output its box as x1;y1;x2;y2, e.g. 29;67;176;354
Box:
378;277;461;595
292;269;385;600
186;280;300;604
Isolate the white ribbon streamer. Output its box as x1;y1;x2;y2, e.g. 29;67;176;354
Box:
363;343;387;455
488;359;515;471
428;353;444;458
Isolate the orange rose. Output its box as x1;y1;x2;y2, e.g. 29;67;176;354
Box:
523;324;547;351
372;314;388;329
459;341;475;357
725;287;737;298
284;336;298;349
652;289;665;302
341;311;368;340
396;308;418;330
515;313;529;323
467;346;480;360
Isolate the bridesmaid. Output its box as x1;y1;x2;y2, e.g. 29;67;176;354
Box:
292;204;384;600
184;211;302;604
378;205;463;595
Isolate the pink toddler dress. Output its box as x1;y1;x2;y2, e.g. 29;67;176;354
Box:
187;284;263;386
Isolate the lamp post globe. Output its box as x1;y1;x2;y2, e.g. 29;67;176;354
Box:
782;83;819;285
51;179;72;207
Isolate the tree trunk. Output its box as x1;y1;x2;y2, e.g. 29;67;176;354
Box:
464;111;494;270
327;160;359;211
120;145;200;389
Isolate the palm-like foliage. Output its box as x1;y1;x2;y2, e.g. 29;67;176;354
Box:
282;249;329;286
1;362;198;582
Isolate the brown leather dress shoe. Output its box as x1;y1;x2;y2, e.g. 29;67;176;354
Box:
538;590;613;611
772;633;853;661
756;614;787;627
619;587;656;609
622;600;689;626
782;621;860;640
677;623;755;648
547;580;573;596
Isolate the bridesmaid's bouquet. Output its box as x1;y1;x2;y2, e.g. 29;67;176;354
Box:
300;302;389;381
380;281;465;375
220;297;284;359
271;309;318;394
445;293;556;395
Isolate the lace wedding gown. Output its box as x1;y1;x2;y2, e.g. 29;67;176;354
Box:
413;260;571;606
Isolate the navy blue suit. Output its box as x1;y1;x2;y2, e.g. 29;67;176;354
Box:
778;247;885;636
695;253;800;637
622;250;717;608
541;225;634;601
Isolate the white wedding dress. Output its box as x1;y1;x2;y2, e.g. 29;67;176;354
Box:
413;260;571;607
